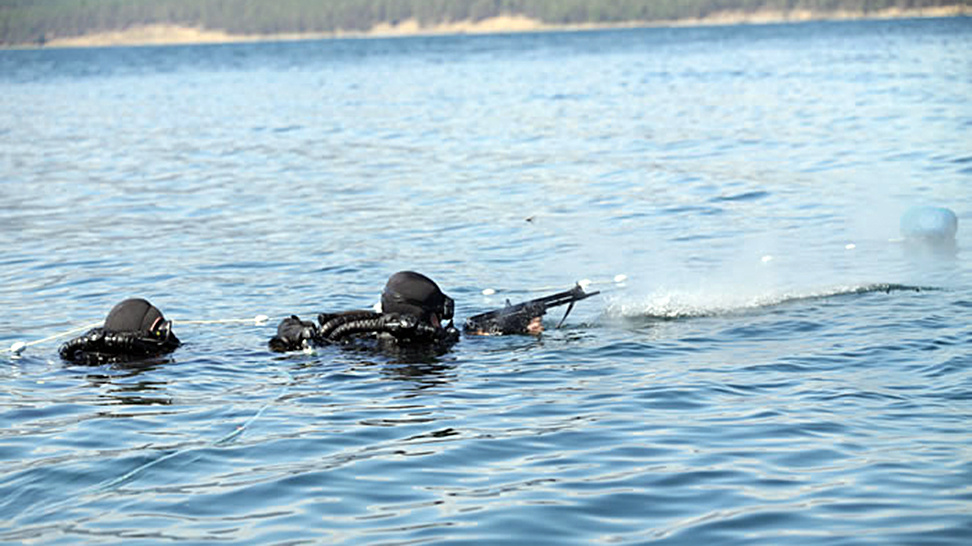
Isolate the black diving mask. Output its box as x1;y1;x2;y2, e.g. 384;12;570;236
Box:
441;295;454;322
149;318;174;340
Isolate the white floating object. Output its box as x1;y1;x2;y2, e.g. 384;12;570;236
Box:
845;243;856;250
614;274;628;283
761;255;774;263
900;206;958;241
482;288;496;296
10;341;26;355
578;279;592;289
372;302;382;313
254;314;269;325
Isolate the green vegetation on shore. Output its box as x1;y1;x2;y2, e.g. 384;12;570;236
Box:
2;0;969;46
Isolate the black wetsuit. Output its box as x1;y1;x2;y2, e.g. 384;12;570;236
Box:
59;327;181;364
59;298;181;364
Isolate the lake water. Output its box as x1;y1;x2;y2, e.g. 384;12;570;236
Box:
1;17;970;544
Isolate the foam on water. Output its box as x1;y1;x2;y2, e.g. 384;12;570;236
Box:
605;283;930;320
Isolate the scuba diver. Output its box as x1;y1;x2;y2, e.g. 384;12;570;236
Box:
59;298;181;364
268;270;599;353
269;271;459;353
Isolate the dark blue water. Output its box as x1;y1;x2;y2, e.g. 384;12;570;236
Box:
1;17;970;544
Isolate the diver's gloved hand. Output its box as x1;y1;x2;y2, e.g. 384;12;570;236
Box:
268;315;318;352
440;320;461;344
491;311;545;336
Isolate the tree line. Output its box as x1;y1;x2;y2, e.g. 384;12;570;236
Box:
1;0;968;46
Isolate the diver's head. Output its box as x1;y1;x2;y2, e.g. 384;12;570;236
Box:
381;271;454;327
104;298;171;336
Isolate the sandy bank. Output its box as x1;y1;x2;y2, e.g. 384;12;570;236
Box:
30;7;972;49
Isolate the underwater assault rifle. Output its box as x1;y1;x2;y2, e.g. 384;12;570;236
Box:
463;284;600;335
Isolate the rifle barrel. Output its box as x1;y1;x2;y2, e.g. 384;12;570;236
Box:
466;286;599;322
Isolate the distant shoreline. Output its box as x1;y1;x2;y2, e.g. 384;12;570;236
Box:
9;6;970;50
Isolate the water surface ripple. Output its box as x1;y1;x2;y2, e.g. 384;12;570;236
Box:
1;17;970;544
